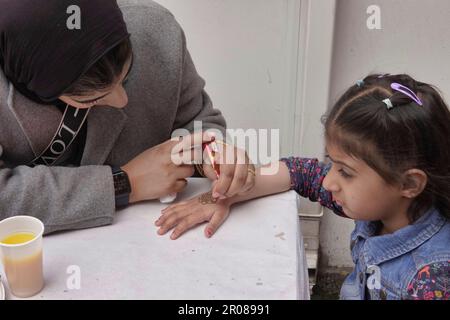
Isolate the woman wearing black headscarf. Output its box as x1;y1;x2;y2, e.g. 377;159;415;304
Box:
0;0;255;234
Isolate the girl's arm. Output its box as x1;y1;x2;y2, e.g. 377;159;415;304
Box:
156;157;345;239
229;157;344;215
225;161;292;205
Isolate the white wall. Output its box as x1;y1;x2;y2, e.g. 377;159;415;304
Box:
321;0;450;269
155;0;301;159
154;0;335;204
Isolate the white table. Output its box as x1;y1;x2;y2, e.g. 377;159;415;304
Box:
1;178;309;300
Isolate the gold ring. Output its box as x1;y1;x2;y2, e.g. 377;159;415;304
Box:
248;166;256;177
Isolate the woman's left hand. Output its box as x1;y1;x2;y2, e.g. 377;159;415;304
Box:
171;133;256;199
203;142;256;199
155;191;232;239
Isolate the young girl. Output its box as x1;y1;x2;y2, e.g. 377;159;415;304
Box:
156;73;450;300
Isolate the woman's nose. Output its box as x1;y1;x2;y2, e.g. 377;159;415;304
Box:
107;85;128;108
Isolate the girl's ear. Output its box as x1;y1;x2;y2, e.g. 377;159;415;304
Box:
400;169;427;199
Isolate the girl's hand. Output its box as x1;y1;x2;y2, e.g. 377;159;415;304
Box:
155;191;232;239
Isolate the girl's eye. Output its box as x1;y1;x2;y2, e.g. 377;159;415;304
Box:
326;155;352;179
339;169;352;179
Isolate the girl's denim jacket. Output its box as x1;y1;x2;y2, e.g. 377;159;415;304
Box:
340;207;449;299
281;157;450;300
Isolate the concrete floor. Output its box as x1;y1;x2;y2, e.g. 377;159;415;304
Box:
310;269;351;300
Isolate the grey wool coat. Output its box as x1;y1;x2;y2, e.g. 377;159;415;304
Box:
0;0;226;234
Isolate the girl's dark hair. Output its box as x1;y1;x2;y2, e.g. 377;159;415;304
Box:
323;73;450;222
63;37;132;96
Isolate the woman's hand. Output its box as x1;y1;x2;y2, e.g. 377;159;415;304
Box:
121;139;195;203
202;142;256;199
155;191;232;240
171;133;256;199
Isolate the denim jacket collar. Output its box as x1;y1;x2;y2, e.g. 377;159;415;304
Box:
354;207;446;266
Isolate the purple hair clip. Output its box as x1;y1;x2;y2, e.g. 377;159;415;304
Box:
390;82;423;106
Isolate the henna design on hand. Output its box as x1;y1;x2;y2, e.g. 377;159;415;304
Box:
198;191;218;205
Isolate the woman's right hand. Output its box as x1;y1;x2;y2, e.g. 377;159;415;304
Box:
121;139;194;203
122;132;215;203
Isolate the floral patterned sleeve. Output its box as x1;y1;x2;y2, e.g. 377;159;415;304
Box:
280;157;346;217
406;261;450;300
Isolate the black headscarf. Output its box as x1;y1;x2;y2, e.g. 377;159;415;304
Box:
0;0;130;105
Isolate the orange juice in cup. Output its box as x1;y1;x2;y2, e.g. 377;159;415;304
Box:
0;216;44;298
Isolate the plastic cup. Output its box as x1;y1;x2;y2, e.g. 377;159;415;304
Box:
0;216;44;298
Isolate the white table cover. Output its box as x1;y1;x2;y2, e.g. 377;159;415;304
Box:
1;178;309;300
